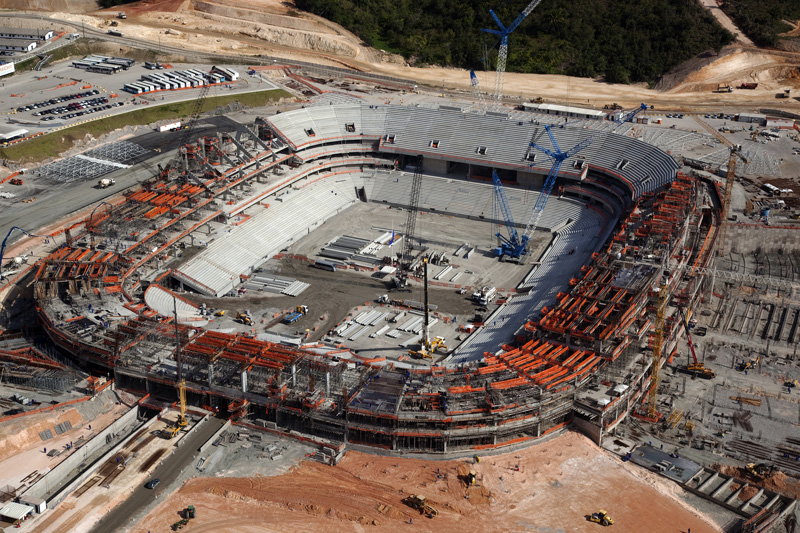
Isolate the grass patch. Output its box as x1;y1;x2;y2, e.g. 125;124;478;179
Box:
0;88;292;163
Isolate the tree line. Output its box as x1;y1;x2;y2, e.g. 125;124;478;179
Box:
720;0;800;47
295;0;733;84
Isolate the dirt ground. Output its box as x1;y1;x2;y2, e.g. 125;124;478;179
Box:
0;407;84;461
133;431;720;533
5;0;799;111
713;463;800;501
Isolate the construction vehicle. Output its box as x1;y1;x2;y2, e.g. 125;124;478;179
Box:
604;103;623;110
282;305;308;325
409;336;449;360
214;310;225;316
589;510;614;526
472;286;497;305
236;311;253;326
531;96;544;103
746;463;775;477
117;12;127;19
466;469;478;485
675;308;715;379
738;356;760;372
406;257;448;359
716;84;733;93
9;178;22;185
785;379;799;389
739;82;758;89
403;494;438;518
167;380;188;438
97;178;115;189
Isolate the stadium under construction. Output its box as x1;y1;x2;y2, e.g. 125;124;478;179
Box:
30;102;722;455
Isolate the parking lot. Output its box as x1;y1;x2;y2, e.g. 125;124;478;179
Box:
0;56;276;141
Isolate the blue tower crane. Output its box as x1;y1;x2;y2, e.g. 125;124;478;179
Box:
498;103;648;260
482;0;544;108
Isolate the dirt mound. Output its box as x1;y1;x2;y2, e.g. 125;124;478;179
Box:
712;463;800;500
135;431;721;533
0;0;97;12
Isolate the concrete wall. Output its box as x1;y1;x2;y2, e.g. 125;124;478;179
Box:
422;158;448;174
198;419;230;454
21;405;144;505
726;224;800;255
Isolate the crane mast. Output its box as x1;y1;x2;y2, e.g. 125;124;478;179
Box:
648;283;668;420
400;155;424;280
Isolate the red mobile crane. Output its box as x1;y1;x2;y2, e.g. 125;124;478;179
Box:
676;308;715;380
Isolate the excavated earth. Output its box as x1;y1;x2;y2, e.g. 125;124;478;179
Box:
133;431;721;533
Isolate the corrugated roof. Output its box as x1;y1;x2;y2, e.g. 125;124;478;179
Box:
0;502;34;521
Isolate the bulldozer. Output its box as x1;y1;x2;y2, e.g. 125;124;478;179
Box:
403;494;438;518
235;311;253;326
589;510;614;526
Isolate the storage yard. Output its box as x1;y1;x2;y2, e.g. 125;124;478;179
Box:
0;5;799;533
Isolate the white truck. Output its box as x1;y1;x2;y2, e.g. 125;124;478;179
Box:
98;178;116;188
472;286;497;306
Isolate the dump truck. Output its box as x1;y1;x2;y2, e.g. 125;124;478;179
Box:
403;494;438;518
589;510;614;526
117;12;127;19
98;178;116;188
739;82;758;90
716;84;733;93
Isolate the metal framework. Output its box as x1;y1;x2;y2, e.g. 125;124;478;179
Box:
401;155;424;272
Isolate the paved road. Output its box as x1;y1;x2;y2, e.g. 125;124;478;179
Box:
89;416;226;533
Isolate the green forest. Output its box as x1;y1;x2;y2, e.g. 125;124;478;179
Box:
294;0;734;84
720;0;800;47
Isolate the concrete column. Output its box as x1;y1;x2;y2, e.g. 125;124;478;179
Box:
325;372;330;397
241;370;248;393
208;363;214;386
291;364;296;387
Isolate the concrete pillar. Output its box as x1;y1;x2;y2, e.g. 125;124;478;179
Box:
291;364;296;387
241;370;248;393
325;372;330;397
208;363;214;386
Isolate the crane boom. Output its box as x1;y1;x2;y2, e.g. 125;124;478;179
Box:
690;115;748;255
492;170;528;257
482;0;544;108
677;308;698;365
520;104;648;250
470;70;487;113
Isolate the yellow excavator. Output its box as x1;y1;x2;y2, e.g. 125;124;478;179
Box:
167;379;189;438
